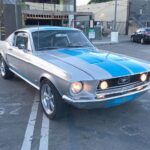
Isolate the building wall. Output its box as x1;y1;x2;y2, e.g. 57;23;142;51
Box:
130;0;150;17
25;0;75;5
129;0;150;27
2;1;22;37
64;0;74;5
0;0;3;39
1;0;76;36
25;0;60;4
77;0;128;22
77;0;128;34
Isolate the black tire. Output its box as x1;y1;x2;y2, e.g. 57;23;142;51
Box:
40;79;68;120
0;58;14;79
141;38;145;44
131;36;134;42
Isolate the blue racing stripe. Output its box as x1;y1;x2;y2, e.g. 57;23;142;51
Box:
104;92;142;108
118;60;146;74
59;49;131;77
108;54;147;74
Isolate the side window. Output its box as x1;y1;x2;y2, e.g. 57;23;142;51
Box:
136;29;141;33
141;29;145;34
15;33;28;50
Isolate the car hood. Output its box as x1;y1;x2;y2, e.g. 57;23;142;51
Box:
37;48;150;80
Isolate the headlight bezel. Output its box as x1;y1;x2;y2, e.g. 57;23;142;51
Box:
140;73;148;82
99;81;109;90
70;81;83;94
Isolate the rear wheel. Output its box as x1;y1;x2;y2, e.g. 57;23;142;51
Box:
0;58;14;79
141;38;145;44
131;36;134;42
40;79;68;120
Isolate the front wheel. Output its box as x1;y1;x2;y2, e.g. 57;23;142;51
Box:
0;58;14;79
40;79;68;120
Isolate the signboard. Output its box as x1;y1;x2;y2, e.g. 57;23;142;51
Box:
69;15;74;27
89;19;94;28
89;28;95;39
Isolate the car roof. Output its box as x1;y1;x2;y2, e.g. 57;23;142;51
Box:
16;26;79;33
139;27;150;30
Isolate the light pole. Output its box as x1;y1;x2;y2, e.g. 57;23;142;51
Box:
113;0;118;31
74;0;76;27
126;0;130;35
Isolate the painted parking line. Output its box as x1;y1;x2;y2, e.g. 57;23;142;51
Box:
21;92;39;150
39;114;50;150
0;103;21;116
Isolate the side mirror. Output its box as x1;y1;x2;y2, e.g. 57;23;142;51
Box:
18;44;30;53
18;44;26;50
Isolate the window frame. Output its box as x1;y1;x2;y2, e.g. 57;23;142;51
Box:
13;31;32;52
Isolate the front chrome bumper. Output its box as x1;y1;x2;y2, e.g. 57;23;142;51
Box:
62;82;150;109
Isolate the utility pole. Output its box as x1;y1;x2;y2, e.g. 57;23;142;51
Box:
74;0;76;12
15;0;19;29
113;0;118;31
126;0;130;35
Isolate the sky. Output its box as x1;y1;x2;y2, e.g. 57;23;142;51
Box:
77;0;90;6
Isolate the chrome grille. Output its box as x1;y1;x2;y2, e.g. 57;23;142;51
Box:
97;73;150;91
97;81;146;94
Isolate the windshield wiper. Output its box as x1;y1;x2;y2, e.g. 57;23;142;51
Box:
38;47;58;51
67;45;85;48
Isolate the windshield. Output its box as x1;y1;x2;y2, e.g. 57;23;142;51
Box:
32;30;94;51
145;29;150;32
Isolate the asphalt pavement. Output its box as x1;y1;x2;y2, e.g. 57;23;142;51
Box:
0;40;150;150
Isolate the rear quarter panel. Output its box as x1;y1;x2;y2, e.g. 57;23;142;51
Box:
0;41;9;60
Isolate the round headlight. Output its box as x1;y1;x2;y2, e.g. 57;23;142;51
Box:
140;74;147;82
70;82;83;94
100;81;108;90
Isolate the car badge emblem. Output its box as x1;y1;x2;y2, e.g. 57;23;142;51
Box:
118;77;130;85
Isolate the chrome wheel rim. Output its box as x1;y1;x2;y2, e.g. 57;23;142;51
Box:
141;39;144;44
0;61;5;77
41;84;55;115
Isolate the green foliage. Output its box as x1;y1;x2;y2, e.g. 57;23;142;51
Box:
88;0;112;4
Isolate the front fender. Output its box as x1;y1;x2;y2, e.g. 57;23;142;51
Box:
39;73;70;96
0;51;5;59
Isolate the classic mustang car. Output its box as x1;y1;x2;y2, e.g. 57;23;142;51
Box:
0;26;150;119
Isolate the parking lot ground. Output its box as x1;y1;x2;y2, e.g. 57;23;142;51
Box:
92;35;130;45
96;41;150;61
0;41;150;150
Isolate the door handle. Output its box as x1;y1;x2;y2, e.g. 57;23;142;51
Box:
8;48;13;51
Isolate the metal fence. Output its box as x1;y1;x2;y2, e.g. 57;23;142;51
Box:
101;21;126;35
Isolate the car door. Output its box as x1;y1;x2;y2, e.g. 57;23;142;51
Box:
134;29;140;42
137;29;144;42
6;32;31;78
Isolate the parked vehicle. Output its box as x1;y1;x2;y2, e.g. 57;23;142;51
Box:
0;26;150;119
131;28;150;44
